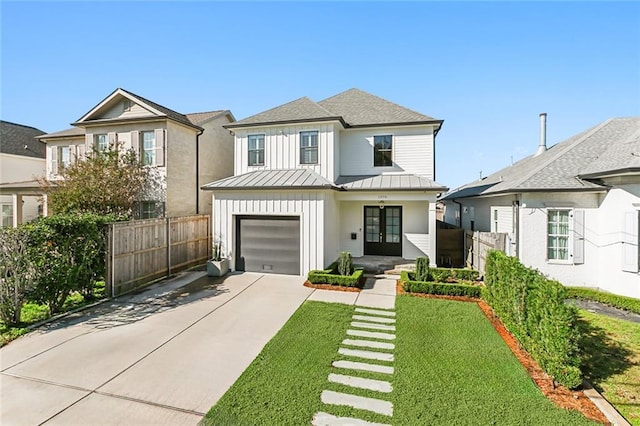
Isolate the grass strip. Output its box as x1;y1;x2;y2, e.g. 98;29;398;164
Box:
566;287;640;314
577;309;640;424
393;295;595;425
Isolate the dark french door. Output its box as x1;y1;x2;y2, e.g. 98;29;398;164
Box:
364;206;402;256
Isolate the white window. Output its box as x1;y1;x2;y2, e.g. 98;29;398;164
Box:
141;131;156;166
59;146;71;169
137;201;165;219
374;135;393;167
248;134;265;166
300;131;318;164
1;204;13;227
547;209;570;261
94;134;108;152
492;209;499;232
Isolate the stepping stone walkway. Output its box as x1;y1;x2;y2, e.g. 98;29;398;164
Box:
312;306;396;426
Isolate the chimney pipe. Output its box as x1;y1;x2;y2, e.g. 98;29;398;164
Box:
535;113;547;156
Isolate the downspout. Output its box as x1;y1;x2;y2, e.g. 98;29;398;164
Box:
195;128;204;214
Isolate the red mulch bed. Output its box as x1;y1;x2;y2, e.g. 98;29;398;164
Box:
396;280;609;424
303;280;361;292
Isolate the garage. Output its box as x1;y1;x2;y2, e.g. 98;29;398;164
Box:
235;216;301;275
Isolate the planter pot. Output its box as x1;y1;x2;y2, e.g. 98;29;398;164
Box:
207;258;229;277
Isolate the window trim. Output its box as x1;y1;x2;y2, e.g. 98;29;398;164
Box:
373;134;393;167
94;134;108;153
546;208;572;263
1;203;13;228
140;130;156;166
299;130;319;165
248;134;265;166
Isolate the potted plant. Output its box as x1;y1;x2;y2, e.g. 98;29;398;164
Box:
207;241;229;277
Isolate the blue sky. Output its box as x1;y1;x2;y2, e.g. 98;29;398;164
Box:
2;1;639;189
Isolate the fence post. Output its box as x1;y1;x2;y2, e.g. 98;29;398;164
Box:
105;223;114;298
166;217;171;277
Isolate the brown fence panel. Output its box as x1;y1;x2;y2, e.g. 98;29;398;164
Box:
106;215;211;297
436;228;465;267
465;230;507;276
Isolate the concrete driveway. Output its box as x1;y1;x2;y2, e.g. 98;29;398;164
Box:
0;272;313;425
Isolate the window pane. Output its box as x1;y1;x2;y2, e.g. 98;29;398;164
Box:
374;135;393;167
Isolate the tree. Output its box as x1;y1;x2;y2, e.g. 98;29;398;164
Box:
0;227;38;325
40;145;164;219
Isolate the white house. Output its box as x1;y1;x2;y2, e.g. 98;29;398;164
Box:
0;121;46;227
39;88;235;218
202;89;447;275
441;115;640;298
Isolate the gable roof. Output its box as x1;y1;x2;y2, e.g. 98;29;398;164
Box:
185;110;235;126
39;127;85;140
441;117;640;200
0;121;46;158
73;88;203;130
226;89;442;130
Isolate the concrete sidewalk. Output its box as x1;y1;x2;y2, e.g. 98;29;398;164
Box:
308;275;397;310
1;271;313;425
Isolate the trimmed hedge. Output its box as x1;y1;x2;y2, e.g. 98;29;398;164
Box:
308;267;365;287
401;271;482;298
565;287;640;315
484;250;581;389
430;267;480;283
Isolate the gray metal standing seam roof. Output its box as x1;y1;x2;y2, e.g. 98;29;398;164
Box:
441;117;640;200
335;174;447;191
201;169;335;190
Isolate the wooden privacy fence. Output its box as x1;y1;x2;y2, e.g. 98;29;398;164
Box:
106;215;211;297
465;230;507;276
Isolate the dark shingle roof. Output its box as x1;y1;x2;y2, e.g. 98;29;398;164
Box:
226;89;441;129
227;97;342;128
202;169;335;190
185;110;233;126
441;117;640;200
318;89;439;127
0;121;46;158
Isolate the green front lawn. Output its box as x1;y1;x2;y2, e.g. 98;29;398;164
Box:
203;297;595;425
577;309;640;425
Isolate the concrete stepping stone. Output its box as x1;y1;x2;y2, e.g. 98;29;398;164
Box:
339;347;394;362
333;360;394;375
352;314;396;324
347;329;395;341
321;390;393;416
355;307;395;317
342;338;395;350
312;411;391;426
328;373;393;393
351;322;396;332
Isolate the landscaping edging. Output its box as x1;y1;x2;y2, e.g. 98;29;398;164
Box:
303;280;361;292
396;279;609;424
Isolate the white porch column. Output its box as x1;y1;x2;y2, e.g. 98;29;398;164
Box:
12;194;23;228
429;200;437;266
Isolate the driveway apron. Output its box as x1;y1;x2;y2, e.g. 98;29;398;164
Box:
0;271;313;425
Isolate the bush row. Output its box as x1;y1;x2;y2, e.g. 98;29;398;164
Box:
484;250;582;389
565;287;640;315
0;214;118;325
430;267;480;282
308;268;364;287
400;271;482;298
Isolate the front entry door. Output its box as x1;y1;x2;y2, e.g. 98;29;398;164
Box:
364;206;402;256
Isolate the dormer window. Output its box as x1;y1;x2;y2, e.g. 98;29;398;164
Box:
300;131;318;164
248;134;265;166
374;135;393;167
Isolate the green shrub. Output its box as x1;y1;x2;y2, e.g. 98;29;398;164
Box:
415;256;431;281
484;250;582;389
402;280;481;298
23;213;118;314
429;267;480;283
338;251;352;276
565;287;640;315
308;268;364;287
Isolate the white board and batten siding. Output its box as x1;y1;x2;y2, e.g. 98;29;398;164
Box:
234;123;339;181
212;191;330;275
339;126;435;178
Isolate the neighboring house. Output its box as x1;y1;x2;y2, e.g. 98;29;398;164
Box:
441;115;640;298
39;88;235;218
202;88;447;275
0;121;46;227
